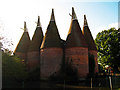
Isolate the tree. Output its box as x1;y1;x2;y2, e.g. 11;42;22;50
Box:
2;51;27;88
0;22;13;52
0;22;27;88
95;28;120;71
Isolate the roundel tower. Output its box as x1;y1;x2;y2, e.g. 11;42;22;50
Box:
27;16;43;70
65;7;89;78
40;9;63;79
14;22;30;64
82;15;98;73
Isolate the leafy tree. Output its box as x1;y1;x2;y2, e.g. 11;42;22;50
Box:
0;26;13;52
95;28;120;71
2;51;27;84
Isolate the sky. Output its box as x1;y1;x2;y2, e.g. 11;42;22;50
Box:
0;0;119;51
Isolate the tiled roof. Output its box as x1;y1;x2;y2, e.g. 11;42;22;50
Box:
29;16;43;51
40;9;62;49
82;15;97;51
14;22;30;53
65;7;88;48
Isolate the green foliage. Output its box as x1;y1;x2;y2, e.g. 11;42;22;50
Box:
95;28;120;70
2;51;27;82
98;64;104;73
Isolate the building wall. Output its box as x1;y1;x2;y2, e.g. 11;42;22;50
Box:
14;52;26;62
40;48;63;79
27;51;40;71
89;50;98;73
65;47;89;78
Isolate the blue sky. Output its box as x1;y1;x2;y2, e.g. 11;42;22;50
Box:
0;0;119;51
55;2;118;38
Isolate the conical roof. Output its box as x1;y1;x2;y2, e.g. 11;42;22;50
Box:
82;15;97;51
29;16;43;51
14;22;30;53
40;9;62;49
65;7;88;48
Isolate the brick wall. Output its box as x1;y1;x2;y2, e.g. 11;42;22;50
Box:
65;47;89;78
89;50;98;73
27;51;40;71
40;48;63;79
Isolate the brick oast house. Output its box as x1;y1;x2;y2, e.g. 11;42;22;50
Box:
14;22;30;64
27;16;44;70
65;7;89;78
82;15;98;73
40;9;63;79
14;7;98;79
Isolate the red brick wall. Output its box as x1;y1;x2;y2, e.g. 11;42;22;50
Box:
89;50;98;73
65;47;89;78
27;51;40;70
40;48;63;79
